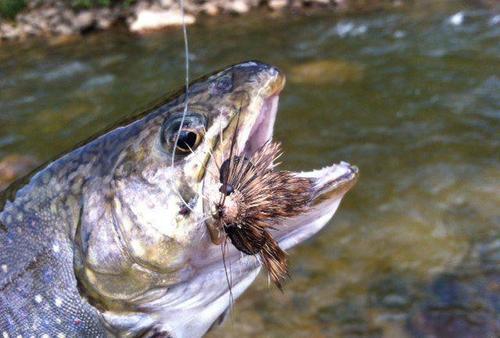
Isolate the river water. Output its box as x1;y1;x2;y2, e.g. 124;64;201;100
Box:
0;0;498;337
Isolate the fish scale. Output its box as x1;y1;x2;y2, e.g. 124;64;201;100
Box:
0;188;105;336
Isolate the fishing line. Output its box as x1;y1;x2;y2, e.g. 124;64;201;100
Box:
171;0;190;169
221;239;235;312
169;0;194;212
172;0;241;307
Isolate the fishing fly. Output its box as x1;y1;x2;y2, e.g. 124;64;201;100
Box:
214;135;315;289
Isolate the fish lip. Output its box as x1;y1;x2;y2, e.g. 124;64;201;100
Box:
307;162;359;205
274;162;359;249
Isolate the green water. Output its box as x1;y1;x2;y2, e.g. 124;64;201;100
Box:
0;1;499;337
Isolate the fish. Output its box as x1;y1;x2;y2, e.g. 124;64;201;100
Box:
0;61;358;337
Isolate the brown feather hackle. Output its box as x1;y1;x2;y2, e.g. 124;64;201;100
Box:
215;142;313;288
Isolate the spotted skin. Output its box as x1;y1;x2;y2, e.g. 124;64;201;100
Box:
0;154;106;336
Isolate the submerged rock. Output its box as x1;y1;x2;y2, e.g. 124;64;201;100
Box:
407;239;500;338
0;154;39;191
289;59;364;85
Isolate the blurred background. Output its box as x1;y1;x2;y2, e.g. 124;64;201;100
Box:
0;0;499;337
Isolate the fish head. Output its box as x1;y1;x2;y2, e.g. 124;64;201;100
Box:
78;61;357;336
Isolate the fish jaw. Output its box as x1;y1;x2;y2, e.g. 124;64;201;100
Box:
275;163;359;250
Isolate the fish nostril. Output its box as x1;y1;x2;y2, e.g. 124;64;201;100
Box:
179;205;191;216
268;66;279;76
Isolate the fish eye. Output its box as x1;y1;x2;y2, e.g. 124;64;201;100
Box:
160;113;206;156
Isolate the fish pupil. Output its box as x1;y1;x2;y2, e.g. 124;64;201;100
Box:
177;130;198;151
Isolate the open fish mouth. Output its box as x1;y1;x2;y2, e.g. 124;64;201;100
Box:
241;94;280;157
241;95;358;251
205;65;358;253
